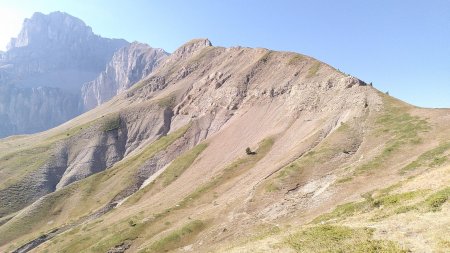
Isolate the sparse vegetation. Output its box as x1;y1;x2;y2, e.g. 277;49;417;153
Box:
286;225;407;253
355;96;429;174
0;124;192;249
125;142;207;205
313;201;367;223
314;190;428;223
101;114;121;132
277;148;327;181
266;121;359;192
265;182;280;192
423;186;449;212
127;79;147;92
85;124;191;197
0;118;98;191
372;190;426;208
176;137;274;209
306;62;321;78
394;205;418;214
161;143;208;186
287;54;305;65
144;220;205;253
0;185;74;246
336;176;353;184
259;51;272;63
0;145;52;190
189;46;215;65
401;142;450;173
156;94;177;108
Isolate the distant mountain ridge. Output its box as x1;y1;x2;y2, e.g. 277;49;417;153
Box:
0;12;167;138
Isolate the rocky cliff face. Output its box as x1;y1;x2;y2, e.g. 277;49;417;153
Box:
81;42;168;110
0;11;129;138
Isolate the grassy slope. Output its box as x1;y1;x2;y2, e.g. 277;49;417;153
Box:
0;112;125;195
0;124;190;249
31;138;274;253
222;96;450;253
0;119;100;218
286;225;407;253
124;142;208;206
8;93;450;253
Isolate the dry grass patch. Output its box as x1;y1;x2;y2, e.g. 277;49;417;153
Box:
401;142;450;174
176;137;274;209
142;220;206;253
355;96;429;174
306;62;321;78
286;225;407;253
287;54;306;65
125;142;207;205
313;189;429;224
2;125;191;251
100;113;121;132
422;186;449;212
266;122;359;192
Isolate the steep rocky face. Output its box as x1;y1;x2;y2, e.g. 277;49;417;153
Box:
81;42;168;110
0;11;128;138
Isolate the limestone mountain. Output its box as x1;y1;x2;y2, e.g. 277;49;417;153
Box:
81;42;169;111
0;12;168;138
0;38;448;253
5;11;128;80
0;11;127;137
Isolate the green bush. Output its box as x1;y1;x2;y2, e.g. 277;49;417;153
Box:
101;114;121;132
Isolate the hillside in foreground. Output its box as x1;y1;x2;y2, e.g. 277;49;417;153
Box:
0;38;449;253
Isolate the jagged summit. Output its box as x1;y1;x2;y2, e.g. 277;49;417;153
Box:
4;11;128;72
0;12;129;137
7;11;95;50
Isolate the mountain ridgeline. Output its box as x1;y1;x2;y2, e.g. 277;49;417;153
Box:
0;12;449;253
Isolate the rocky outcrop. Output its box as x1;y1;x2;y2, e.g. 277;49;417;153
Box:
81;42;168;110
0;11;129;138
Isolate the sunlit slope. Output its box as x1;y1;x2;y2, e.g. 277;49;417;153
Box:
0;39;449;252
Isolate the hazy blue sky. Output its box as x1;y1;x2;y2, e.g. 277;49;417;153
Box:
0;0;449;108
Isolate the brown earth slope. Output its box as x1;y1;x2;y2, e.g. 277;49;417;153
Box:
0;39;449;253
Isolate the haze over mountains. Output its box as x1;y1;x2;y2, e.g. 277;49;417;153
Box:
0;12;449;253
0;12;167;137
